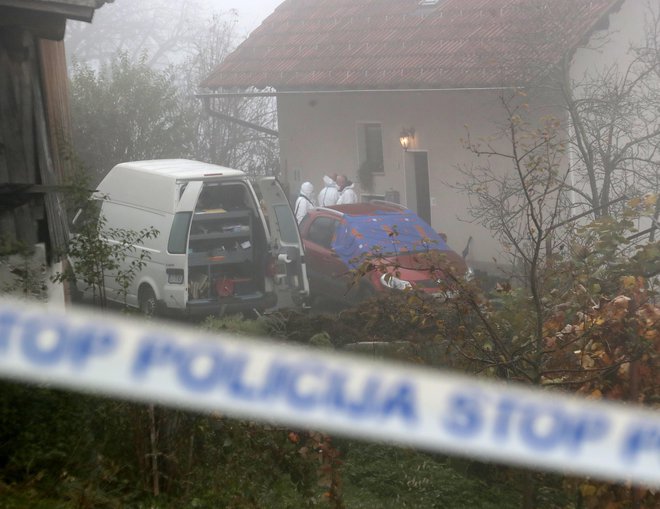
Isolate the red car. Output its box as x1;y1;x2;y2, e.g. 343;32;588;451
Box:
298;201;469;304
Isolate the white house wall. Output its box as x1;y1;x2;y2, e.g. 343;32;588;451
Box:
571;0;649;80
277;89;556;274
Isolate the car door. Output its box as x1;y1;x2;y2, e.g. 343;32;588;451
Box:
302;215;347;301
253;177;310;306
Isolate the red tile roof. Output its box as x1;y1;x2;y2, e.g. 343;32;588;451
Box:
202;0;622;91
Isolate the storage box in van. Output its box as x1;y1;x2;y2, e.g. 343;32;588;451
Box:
71;159;309;316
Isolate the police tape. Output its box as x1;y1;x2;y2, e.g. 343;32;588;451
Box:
0;299;658;487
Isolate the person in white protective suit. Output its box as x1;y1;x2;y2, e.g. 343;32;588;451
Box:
294;181;316;224
336;175;358;205
317;174;340;207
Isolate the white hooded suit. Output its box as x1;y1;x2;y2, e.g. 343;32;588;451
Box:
317;175;340;207
294;182;316;223
337;182;358;205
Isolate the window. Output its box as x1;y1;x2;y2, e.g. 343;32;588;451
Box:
307;217;338;249
361;193;386;203
273;204;300;245
168;212;192;254
358;123;384;174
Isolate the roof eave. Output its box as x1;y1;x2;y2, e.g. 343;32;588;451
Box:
197;84;529;98
0;0;107;22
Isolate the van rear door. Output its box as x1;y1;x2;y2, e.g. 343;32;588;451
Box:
167;181;204;307
254;177;310;307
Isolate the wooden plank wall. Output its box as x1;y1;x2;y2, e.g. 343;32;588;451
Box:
0;28;41;250
39;39;73;182
0;31;70;260
36;39;70;257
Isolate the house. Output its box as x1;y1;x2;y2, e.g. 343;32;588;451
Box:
0;0;110;298
201;0;650;274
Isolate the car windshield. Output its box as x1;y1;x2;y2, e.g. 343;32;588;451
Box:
332;211;449;267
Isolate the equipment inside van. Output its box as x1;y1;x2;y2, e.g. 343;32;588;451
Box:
71;159;309;316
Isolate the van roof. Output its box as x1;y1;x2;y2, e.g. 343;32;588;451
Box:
97;159;249;214
113;159;246;180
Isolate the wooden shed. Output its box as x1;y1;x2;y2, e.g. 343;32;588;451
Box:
0;0;110;262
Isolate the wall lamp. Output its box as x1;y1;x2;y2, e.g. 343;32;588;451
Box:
399;127;415;151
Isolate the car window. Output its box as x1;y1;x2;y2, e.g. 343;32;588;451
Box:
307;217;337;249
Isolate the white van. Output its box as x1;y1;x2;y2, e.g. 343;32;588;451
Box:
72;159;309;316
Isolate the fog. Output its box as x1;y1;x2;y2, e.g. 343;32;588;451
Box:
66;0;283;69
211;0;282;33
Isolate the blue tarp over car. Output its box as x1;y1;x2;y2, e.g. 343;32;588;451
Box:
331;210;450;267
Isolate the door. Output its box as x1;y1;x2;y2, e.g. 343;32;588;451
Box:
303;216;345;300
414;152;431;225
404;151;432;226
167;180;204;307
254;177;310;305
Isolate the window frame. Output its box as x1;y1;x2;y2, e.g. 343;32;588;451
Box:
357;122;385;175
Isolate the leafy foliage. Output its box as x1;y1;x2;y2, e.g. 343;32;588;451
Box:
52;198;158;309
68;12;280;183
0;241;47;300
70;53;196;182
341;443;519;509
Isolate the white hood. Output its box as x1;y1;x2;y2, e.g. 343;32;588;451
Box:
300;181;314;198
323;175;338;187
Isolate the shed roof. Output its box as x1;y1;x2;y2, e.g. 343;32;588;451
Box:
0;0;111;22
202;0;622;91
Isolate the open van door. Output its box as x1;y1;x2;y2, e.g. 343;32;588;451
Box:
254;177;310;308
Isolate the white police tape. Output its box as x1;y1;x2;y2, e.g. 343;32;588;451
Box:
0;299;658;487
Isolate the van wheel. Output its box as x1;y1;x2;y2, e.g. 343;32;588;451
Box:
139;286;158;317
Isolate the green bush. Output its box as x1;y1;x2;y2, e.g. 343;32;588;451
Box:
341;442;520;509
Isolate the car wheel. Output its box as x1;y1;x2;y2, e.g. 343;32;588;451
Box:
139;286;158;317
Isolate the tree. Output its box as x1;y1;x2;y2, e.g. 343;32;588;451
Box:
511;0;660;222
446;2;660;502
65;0;232;70
51;166;159;310
180;14;280;175
69;53;197;182
458;101;571;381
351;99;658;507
348;3;660;503
559;6;660;220
68;8;280;181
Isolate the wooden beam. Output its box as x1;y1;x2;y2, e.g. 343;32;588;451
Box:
0;7;66;40
0;1;95;22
